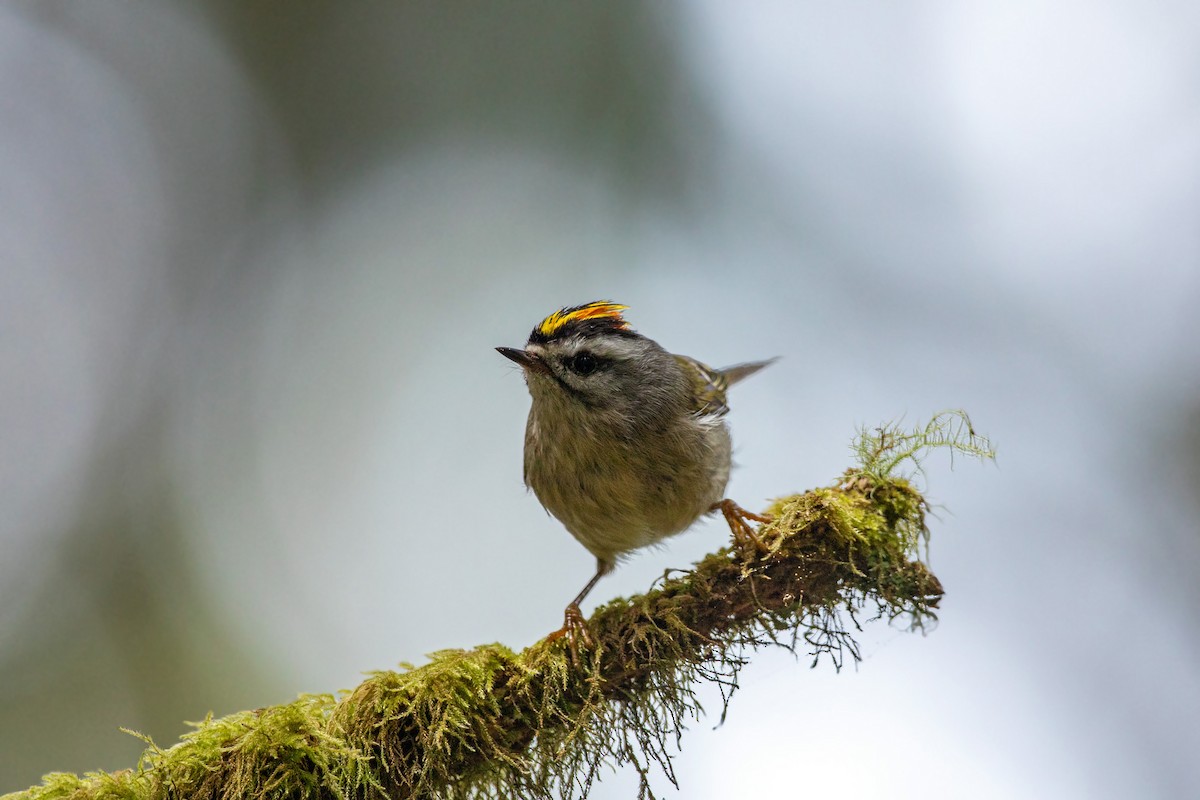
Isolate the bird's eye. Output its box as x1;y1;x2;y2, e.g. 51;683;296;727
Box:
568;353;598;376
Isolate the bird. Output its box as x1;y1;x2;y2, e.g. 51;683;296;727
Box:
497;300;775;646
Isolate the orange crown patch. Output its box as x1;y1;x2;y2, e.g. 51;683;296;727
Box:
536;301;630;338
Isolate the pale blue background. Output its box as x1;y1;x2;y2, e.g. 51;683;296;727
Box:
2;2;1198;797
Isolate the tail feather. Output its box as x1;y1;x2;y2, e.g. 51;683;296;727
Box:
718;357;779;386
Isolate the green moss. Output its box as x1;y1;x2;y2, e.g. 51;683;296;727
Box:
851;409;995;485
4;413;992;800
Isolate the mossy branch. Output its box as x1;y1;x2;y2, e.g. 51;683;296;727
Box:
6;411;993;800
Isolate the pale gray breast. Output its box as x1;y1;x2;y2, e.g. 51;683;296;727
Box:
524;406;731;563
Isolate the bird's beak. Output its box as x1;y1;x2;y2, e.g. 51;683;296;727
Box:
496;346;550;374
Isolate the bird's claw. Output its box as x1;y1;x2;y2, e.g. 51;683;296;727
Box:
714;499;772;557
546;603;594;662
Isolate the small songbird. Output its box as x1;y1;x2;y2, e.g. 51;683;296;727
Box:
497;301;775;644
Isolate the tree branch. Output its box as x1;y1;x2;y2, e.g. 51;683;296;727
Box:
5;412;992;800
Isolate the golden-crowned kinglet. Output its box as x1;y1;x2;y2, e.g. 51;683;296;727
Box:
498;301;775;644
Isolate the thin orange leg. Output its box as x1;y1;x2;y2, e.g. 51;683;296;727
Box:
546;561;609;660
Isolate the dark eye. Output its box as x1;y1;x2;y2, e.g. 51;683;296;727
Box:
568;352;598;376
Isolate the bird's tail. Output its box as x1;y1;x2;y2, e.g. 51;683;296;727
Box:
718;357;779;386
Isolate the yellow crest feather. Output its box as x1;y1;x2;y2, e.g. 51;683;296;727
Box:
537;301;630;337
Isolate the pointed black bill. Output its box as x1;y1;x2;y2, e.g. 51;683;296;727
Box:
496;346;549;374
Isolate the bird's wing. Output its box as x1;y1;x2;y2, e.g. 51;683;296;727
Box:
674;355;779;418
675;354;732;417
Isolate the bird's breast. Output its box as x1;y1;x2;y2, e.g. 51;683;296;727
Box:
524;409;732;562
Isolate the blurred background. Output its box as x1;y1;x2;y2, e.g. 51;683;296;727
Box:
2;1;1198;796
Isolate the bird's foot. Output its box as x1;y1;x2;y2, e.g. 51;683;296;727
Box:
546;602;594;662
713;498;772;556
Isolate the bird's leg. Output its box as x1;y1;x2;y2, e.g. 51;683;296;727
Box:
713;498;772;555
546;560;611;660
